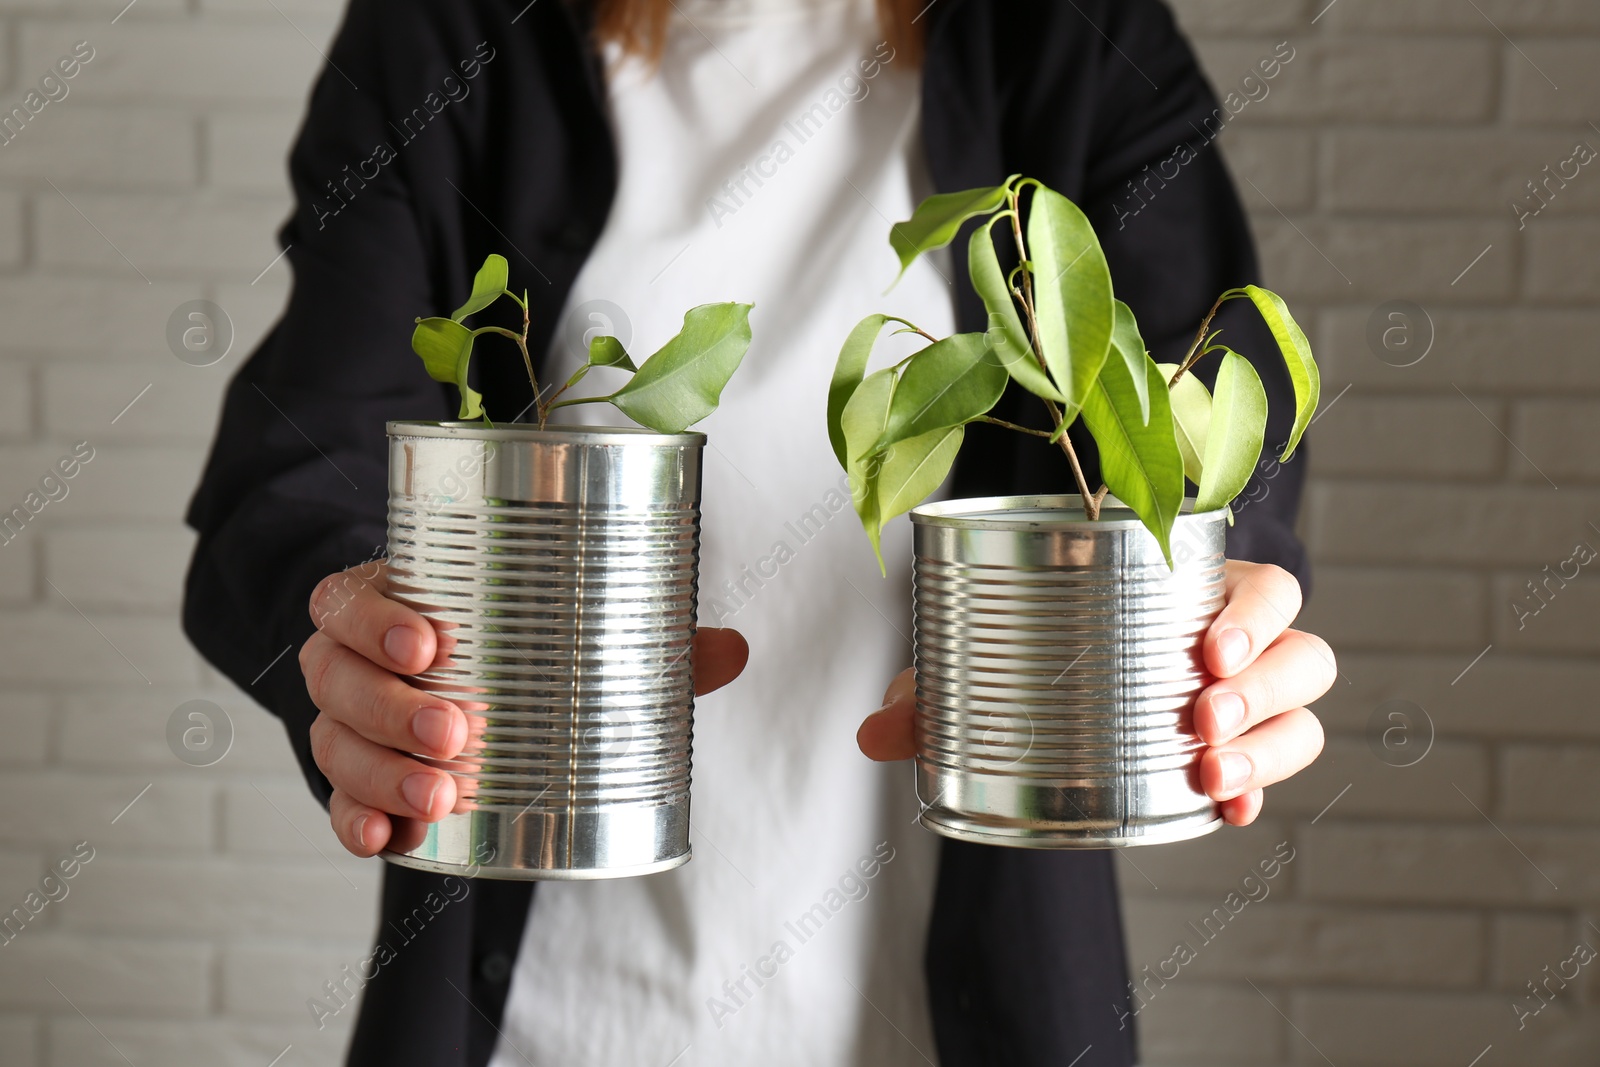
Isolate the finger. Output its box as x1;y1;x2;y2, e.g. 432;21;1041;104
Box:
1206;561;1304;679
307;561;439;676
309;715;457;821
1195;628;1337;746
1200;706;1325;802
859;668;916;762
299;632;467;760
1219;788;1264;827
693;628;749;696
330;790;389;857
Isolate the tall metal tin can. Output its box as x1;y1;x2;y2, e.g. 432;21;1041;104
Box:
382;421;703;879
910;495;1227;848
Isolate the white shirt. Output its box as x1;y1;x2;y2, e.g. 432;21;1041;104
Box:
491;1;955;1064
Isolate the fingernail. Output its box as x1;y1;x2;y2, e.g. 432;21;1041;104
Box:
353;814;370;850
1210;691;1246;737
1218;751;1253;793
384;625;422;668
413;706;455;753
402;772;441;816
1218;628;1250;673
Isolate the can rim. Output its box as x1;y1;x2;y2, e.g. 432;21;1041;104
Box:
911;494;1223;531
386;420;705;446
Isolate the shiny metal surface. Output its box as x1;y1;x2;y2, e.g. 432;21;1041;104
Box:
381;421;703;879
910;495;1227;848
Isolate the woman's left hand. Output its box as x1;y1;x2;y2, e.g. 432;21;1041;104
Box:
856;560;1334;826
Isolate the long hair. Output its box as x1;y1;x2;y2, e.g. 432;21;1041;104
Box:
590;0;925;65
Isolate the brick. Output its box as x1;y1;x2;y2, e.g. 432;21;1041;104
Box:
0;0;181;12
16;20;333;104
1303;823;1600;906
1508;43;1600;124
1217;127;1315;212
0;936;206;1014
60;855;378;936
1320;307;1600;393
1169;0;1309;33
0;850;46;904
0;535;34;604
44;524;193;610
1525;218;1600;303
0;362;31;440
0;107;194;187
1508;400;1600;484
0;277;193;358
36;191;285;278
0;693;50;765
1296;988;1600;1066
0;611;201;685
1324;0;1600;32
1309;483;1600;566
1495;570;1600;652
1307;395;1503;479
206;112;297;194
1314;652;1600;741
0;444;209;520
1502;745;1600;822
1134;983;1284;1065
1265;737;1490;820
1492;912;1582;991
58;687;306;774
1116;820;1295;898
46;1017;353;1067
1193;39;1498;124
1294;567;1487;651
1327;129;1600;217
1254;219;1513;301
0;191;27;268
1126;898;1482;986
0;774;210;850
0;1016;34;1067
221;777;345;857
220;940;374;1021
42;360;230;444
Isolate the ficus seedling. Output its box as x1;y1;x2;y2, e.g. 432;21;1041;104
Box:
831;175;1320;571
413;253;754;434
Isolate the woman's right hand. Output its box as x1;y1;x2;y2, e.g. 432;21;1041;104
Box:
298;561;752;858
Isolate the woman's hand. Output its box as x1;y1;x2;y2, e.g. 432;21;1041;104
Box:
856;560;1333;826
298;561;749;857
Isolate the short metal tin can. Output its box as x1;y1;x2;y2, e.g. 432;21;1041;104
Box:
911;495;1226;848
382;421;703;879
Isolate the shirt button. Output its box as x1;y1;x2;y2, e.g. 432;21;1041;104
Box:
478;951;512;983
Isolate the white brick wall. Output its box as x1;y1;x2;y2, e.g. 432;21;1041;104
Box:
0;1;1594;1065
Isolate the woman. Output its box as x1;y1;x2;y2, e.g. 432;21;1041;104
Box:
183;1;1333;1065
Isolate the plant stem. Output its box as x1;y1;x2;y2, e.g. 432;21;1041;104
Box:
978;415;1053;438
1005;188;1100;520
1169;289;1240;388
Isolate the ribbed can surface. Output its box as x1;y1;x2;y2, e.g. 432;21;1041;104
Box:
382;421;703;879
911;495;1226;848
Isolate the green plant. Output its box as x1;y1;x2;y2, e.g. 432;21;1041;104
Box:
413;253;753;433
830;175;1319;571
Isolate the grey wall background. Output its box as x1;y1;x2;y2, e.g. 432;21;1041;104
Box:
0;0;1594;1064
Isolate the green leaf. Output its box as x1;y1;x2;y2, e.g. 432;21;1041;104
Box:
873;425;964;572
588;335;637;372
1108;299;1152;425
412;316;482;420
610;302;753;434
1081;357;1184;566
1159;362;1213;485
829;313;890;468
967;222;1066;403
841;368;897;568
1027;187;1114;419
450;254;509;321
890;183;1012;283
1194;351;1268;513
872;332;1005;453
1240;284;1320;462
